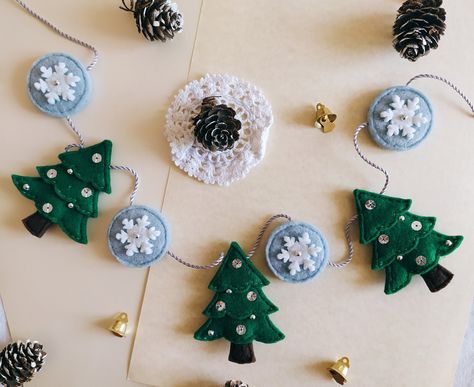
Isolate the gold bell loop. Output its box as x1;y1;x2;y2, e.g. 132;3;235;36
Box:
315;103;337;133
328;356;350;385
108;312;129;337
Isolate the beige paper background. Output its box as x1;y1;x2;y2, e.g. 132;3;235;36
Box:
130;1;474;386
0;0;201;386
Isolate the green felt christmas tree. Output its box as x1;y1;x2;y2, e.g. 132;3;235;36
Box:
194;242;285;364
354;189;463;295
11;140;112;244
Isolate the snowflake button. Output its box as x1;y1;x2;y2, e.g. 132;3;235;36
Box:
107;205;170;268
27;53;92;117
265;221;329;283
368;86;433;151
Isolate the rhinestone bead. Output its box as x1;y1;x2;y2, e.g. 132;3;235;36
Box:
250;314;256;320
81;187;92;198
42;203;53;213
247;291;257;302
67;168;74;175
411;221;422;231
415;255;427;266
232;259;242;269
399;215;405;221
378;234;390;245
445;240;453;247
207;330;214;336
226;289;233;294
92;153;102;163
397;255;403;261
365;200;376;210
68;203;74;209
236;325;247;336
215;301;226;312
22;184;30;191
46;169;57;179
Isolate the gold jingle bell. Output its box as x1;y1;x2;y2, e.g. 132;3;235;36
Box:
328;357;350;385
315;103;337;133
108;312;129;337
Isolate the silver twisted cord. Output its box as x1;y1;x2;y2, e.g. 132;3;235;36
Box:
64;116;86;151
109;165;140;206
329;214;358;268
14;0;99;70
168;214;292;270
406;73;474;115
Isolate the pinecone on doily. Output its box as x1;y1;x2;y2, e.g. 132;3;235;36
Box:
224;381;249;387
193;97;242;152
393;0;446;61
0;341;46;386
120;0;184;42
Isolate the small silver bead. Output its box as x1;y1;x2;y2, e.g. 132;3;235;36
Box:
247;291;257;302
81;187;92;198
411;221;423;231
46;169;57;179
53;80;60;86
42;203;53;213
226;289;233;294
445;240;453;247
92;153;102;163
207;330;214;336
236;324;247;336
67;203;74;209
232;259;242;269
378;234;390;245
215;301;226;312
397;255;403;261
249;314;256;320
400;115;408;121
415;255;427;266
22;184;30;191
399;215;405;221
67;168;74;175
365;200;376;210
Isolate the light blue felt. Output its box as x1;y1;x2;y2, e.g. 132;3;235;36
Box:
107;205;170;268
265;221;329;284
27;53;91;117
367;86;434;151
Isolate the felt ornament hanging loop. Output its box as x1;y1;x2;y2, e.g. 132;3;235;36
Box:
345;74;473;295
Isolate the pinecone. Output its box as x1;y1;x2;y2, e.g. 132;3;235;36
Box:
224;381;249;387
193;97;242;152
393;0;446;61
120;0;184;42
0;341;46;386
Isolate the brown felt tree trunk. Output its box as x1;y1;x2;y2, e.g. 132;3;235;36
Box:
421;264;454;293
228;342;256;364
22;211;53;238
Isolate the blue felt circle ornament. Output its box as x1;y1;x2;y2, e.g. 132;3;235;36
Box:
108;205;170;268
27;53;91;117
367;86;434;151
265;221;329;284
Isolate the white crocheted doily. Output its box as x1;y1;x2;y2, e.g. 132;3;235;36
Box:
165;74;273;186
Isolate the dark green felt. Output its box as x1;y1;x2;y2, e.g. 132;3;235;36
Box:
354;189;412;244
195;242;284;346
58;140;112;194
384;262;412;295
372;212;436;270
209;242;269;292
12;175;88;243
36;164;99;217
203;286;278;320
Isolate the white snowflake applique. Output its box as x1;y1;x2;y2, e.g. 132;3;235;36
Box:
115;215;161;257
277;232;323;276
34;62;81;105
380;95;428;140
